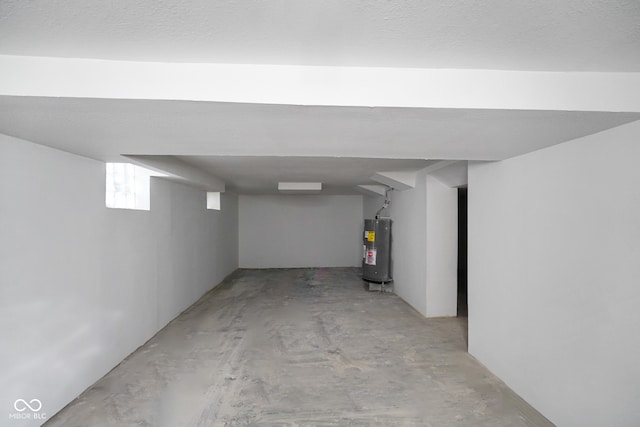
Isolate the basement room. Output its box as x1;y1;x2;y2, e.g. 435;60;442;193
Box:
1;1;639;426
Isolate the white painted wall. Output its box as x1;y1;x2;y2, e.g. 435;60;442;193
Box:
382;169;428;315
364;171;458;318
426;175;458;317
363;194;385;221
239;195;363;268
0;135;238;426
468;120;640;427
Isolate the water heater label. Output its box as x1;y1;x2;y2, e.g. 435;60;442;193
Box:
365;249;377;265
367;232;375;242
364;231;369;240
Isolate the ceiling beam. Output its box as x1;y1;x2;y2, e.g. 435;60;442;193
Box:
123;155;225;192
427;161;469;188
2;55;640;112
356;185;389;197
371;171;419;191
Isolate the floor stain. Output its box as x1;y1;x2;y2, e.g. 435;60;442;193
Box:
45;268;554;427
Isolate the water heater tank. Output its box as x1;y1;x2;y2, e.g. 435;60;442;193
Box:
362;218;392;283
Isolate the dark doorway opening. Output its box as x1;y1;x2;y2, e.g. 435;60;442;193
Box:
457;187;468;318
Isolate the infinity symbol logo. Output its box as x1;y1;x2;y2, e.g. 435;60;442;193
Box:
14;399;42;412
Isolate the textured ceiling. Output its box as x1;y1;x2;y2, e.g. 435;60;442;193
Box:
1;0;639;71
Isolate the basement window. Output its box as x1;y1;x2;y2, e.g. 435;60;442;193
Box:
106;163;165;211
207;192;221;210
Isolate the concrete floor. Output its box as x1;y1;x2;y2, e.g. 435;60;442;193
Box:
46;268;553;427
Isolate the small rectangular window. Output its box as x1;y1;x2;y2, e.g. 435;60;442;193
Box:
106;163;165;210
207;192;221;210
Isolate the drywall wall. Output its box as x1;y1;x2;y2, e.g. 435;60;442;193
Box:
0;134;238;426
468;120;640;426
238;195;363;268
363;193;387;220
364;171;458;318
382;169;428;315
425;175;458;317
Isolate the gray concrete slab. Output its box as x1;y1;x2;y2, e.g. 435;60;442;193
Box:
46;268;553;426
